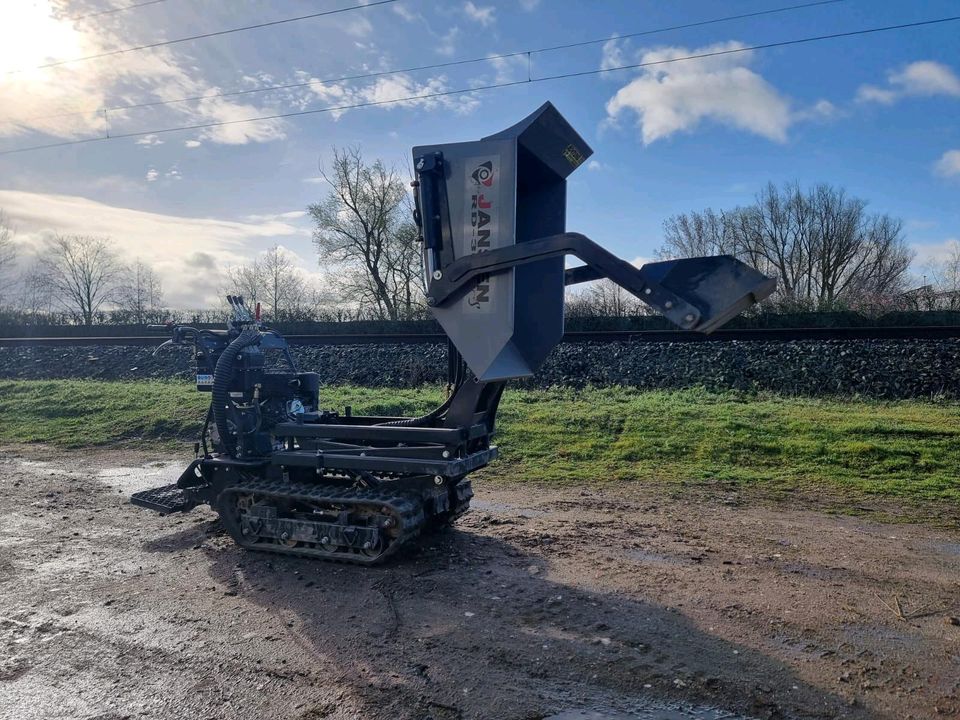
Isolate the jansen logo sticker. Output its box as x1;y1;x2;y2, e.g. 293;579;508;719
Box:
464;157;500;312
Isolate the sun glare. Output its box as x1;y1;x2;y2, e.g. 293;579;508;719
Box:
0;1;85;76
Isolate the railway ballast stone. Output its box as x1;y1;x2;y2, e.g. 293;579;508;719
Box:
0;338;957;399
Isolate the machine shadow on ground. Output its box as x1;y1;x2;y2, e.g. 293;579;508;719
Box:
139;518;870;720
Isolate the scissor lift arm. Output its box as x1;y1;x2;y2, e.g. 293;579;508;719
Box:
426;231;775;335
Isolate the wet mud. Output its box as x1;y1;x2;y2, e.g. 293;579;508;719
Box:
0;447;958;719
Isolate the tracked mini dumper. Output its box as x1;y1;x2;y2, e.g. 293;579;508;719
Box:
132;102;775;564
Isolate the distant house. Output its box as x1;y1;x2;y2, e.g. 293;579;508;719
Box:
898;285;960;311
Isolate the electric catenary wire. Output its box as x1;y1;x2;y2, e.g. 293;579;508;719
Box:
25;0;848;122
2;14;958;156
6;0;397;74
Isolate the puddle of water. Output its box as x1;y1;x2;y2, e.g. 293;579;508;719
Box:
0;513;48;549
15;457;182;494
840;622;926;651
626;549;685;566
935;542;960;557
14;459;84;479
95;462;182;493
471;498;546;517
547;702;752;720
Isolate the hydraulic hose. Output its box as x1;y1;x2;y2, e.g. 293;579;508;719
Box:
212;328;260;457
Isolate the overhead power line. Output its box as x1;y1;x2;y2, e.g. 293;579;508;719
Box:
65;0;170;22
2;14;958;157
6;0;397;74
24;0;848;123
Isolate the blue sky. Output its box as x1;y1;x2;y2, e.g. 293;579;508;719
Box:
0;0;958;307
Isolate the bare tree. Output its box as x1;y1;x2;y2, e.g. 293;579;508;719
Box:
222;245;311;321
384;219;427;320
116;259;164;324
259;245;308;321
659;182;913;310
0;210;16;304
15;265;53;316
918;242;960;310
304;282;355;322
42;235;122;325
929;242;960;293
568;279;643;317
222;261;263;308
660;207;744;259
307;147;423;320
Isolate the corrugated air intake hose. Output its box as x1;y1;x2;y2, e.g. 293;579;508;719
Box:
212;328;261;457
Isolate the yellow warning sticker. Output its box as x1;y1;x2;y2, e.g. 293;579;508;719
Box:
562;144;586;168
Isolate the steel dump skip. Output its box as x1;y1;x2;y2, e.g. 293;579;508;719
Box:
414;102;775;382
413;102;592;381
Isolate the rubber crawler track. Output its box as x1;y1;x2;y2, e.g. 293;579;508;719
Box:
216;477;470;565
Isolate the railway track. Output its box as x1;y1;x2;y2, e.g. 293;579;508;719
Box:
1;326;959;347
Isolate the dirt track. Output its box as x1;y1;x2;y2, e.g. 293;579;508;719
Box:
0;447;958;720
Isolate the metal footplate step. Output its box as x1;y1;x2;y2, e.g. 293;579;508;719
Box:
131;484;199;514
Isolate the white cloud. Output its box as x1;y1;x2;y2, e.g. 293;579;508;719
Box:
0;1;287;146
519;0;540;9
810;99;837;117
605;41;792;144
244;211;307;223
342;14;374;38
855;85;897;104
601;37;627;73
487;54;527;84
184;139;202;148
935;149;960;178
891;61;960;96
857;60;960;104
906;218;938;232
145;168;158;182
464;2;495;26
0;190;309;308
192;97;286;145
135;134;164;147
309;73;478;118
436;27;460;57
164;166;182;181
586;160;606;171
911;237;960;267
794;98;839;122
392;4;418;22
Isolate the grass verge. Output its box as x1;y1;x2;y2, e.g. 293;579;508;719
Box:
0;380;957;506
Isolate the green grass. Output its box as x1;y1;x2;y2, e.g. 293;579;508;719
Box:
1;380;957;505
0;379;210;447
